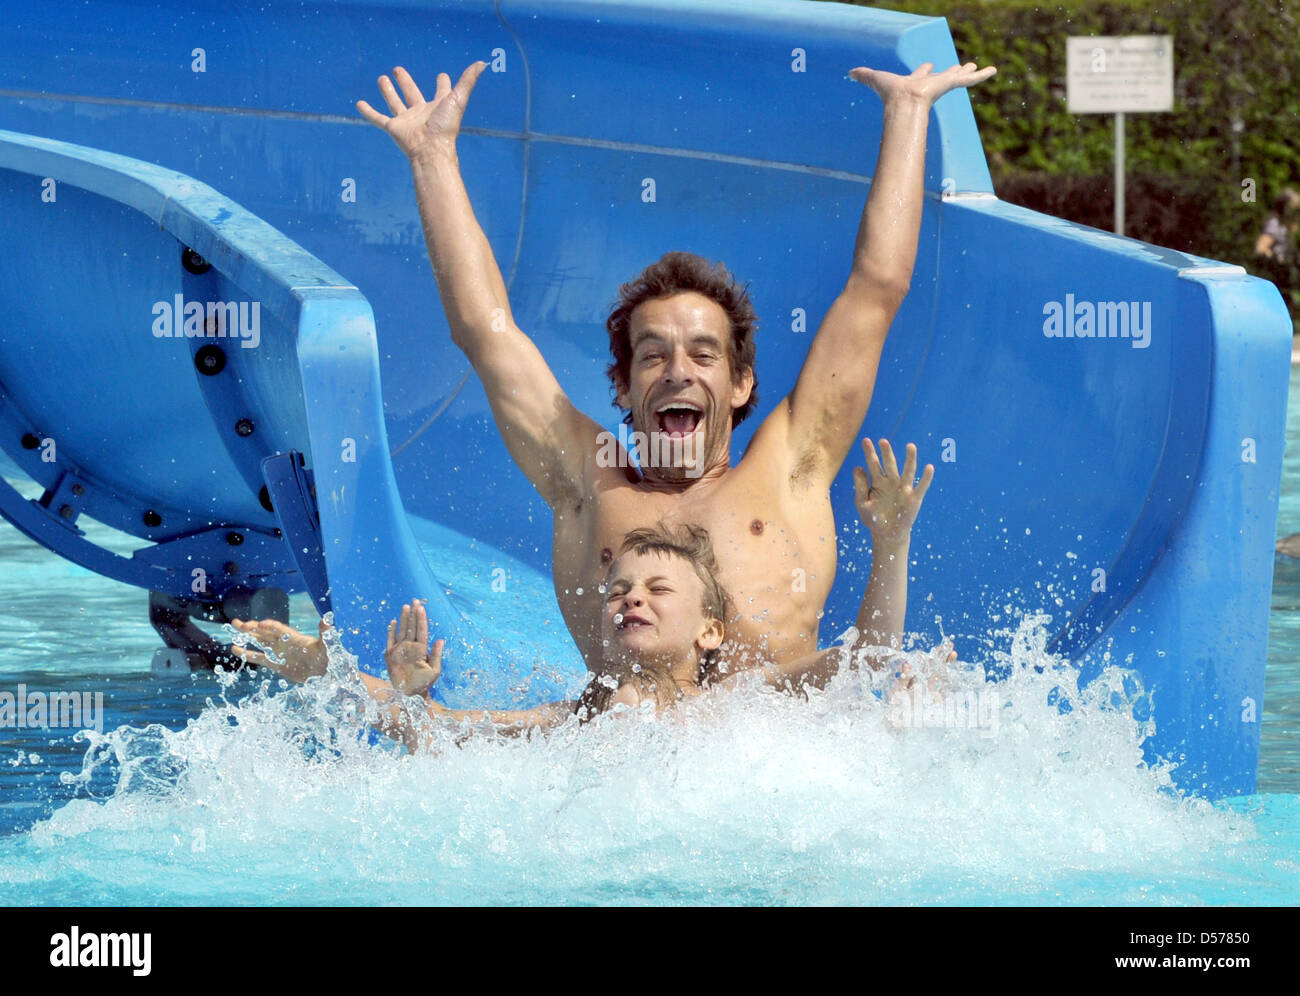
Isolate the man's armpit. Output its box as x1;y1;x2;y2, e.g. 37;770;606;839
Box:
534;406;604;508
786;404;837;491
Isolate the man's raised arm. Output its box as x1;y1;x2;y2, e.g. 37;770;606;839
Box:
779;61;995;486
358;63;592;506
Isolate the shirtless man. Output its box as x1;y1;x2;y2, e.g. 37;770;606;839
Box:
355;58;994;674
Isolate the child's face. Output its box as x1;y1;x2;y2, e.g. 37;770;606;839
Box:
600;549;720;664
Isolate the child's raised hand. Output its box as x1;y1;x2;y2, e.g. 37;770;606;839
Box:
384;600;443;697
853;438;933;544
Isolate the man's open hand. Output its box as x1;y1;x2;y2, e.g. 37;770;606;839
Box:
853;438;933;545
357;62;487;162
849;61;996;108
384;600;443;697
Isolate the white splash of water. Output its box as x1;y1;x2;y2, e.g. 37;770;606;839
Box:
14;612;1258;904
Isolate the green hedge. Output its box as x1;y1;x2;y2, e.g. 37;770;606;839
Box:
827;0;1300;324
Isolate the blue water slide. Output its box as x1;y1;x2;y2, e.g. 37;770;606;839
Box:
0;0;1289;795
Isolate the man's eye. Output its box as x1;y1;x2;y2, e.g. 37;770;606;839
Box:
651;586;672;594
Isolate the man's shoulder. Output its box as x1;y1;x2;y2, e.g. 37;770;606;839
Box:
732;398;812;482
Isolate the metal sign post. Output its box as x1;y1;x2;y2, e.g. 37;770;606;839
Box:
1066;35;1174;237
1115;110;1124;235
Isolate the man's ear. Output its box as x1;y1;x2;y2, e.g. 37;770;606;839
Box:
697;618;725;652
730;364;754;414
615;377;630;412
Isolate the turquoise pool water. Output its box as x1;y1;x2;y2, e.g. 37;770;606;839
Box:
1;360;1299;903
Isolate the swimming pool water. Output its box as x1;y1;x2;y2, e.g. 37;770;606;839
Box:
1;356;1298;905
1261;365;1300;795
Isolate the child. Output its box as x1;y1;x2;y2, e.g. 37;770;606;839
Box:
232;437;936;743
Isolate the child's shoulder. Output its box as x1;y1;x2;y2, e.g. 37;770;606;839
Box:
609;683;644;709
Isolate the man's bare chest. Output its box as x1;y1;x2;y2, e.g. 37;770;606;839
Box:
562;471;835;595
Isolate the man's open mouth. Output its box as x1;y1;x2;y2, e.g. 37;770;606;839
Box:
654;400;703;437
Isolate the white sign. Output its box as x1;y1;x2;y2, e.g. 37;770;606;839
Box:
1066;35;1173;114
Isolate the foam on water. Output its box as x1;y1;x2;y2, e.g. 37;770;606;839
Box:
3;609;1292;906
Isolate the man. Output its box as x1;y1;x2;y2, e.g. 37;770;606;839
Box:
355;58;993;674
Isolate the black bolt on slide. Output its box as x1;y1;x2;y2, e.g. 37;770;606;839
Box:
195;344;226;375
181;246;212;274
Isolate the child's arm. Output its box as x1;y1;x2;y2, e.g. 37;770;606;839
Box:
231;608;571;749
228;616;429;748
385;601;574;746
723;438;932;692
852;438;932;668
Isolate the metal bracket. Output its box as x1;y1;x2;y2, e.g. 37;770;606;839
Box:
261;450;332;615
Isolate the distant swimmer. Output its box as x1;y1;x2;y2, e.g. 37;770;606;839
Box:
233;440;953;745
1255;188;1299;263
351;58;994;678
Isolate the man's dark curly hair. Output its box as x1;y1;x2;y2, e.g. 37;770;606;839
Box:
605;251;759;427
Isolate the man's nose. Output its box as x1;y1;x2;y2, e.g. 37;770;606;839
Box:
662;347;694;384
